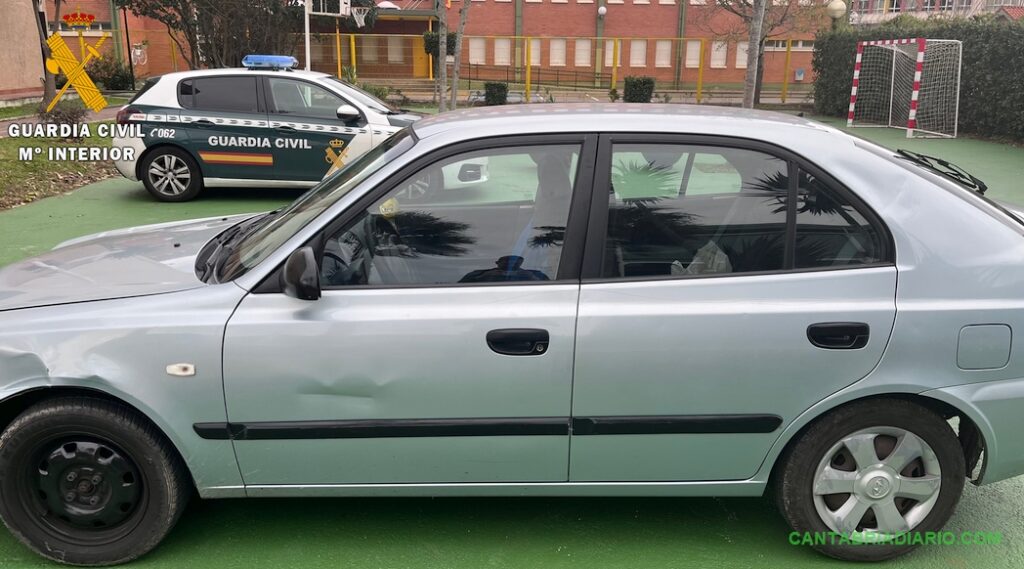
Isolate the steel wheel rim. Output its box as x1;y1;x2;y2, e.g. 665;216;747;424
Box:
19;436;146;544
812;426;942;542
148;154;191;196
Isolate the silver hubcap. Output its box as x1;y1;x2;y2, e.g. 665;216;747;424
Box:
813;426;942;541
148;154;191;196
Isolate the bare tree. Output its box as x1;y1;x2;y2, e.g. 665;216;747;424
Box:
436;0;448;113
696;0;824;107
448;0;472;110
31;0;62;105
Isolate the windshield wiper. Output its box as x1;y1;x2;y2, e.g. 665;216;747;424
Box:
896;149;988;194
196;211;281;282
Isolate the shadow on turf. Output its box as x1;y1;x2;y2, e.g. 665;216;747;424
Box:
123;186;305;204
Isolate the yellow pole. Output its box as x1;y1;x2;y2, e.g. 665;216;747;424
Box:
428;20;433;81
781;39;793;104
525;37;532;104
169;32;178;71
350;34;357;76
610;38;619;90
335;22;343;78
696;38;705;104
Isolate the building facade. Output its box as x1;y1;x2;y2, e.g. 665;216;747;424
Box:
849;0;1024;24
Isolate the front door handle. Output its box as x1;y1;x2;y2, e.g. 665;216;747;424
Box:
193;119;215;128
486;328;549;356
807;322;870;350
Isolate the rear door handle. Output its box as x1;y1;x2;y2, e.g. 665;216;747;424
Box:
275;125;298;133
486;328;549;356
807;322;870;350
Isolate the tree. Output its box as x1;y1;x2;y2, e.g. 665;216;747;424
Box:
436;0;449;112
32;0;65;106
448;0;472;110
119;0;303;69
696;0;824;107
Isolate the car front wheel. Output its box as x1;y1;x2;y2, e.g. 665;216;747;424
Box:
775;398;966;561
0;397;189;566
140;147;203;202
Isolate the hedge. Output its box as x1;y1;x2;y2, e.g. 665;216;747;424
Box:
623;76;655;103
814;16;1024;142
484;82;508;106
422;31;459;58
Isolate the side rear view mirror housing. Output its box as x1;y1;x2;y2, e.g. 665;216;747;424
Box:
336;104;361;122
280;246;321;301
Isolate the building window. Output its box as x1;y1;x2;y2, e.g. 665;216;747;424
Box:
469;38;486;65
685;39;701;68
604;40;622;67
710;41;727;69
550;39;567;66
362;37;378;63
387;36;404;64
635;0;651;3
629;39;647;67
575;38;592;67
735;41;748;69
608;0;625;3
654;40;672;68
494;38;512;66
530;38;541;66
689;0;707;4
659;0;677;3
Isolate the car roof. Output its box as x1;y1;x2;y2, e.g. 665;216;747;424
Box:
154;68;331;82
411;104;848;146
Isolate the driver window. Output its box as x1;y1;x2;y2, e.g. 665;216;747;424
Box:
267;77;349;121
320;144;581;287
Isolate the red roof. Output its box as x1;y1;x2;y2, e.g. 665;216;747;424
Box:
1000;6;1024;20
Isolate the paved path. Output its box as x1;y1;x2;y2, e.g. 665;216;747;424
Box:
0;107;120;137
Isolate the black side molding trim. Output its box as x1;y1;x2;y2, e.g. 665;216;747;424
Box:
571;414;783;435
193;414;783;441
195;418;569;441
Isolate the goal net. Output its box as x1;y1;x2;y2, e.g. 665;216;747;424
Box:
847;38;962;138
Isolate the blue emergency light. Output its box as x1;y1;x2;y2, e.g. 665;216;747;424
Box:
241;55;299;70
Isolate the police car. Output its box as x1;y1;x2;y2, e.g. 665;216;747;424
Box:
113;55;422;202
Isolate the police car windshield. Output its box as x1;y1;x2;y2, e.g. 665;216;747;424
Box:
324;77;397;113
215;129;414;282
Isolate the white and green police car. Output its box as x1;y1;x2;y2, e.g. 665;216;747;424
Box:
113;55;422;202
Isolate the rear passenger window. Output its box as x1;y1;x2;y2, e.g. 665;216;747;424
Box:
795;170;883;268
179;77;259;113
601;143;887;279
603;144;789;278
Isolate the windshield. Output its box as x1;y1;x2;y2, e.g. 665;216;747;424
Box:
325;77;397;113
215;129;414;282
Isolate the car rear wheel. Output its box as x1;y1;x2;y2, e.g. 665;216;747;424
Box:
0;397;190;566
141;147;203;202
774;398;965;561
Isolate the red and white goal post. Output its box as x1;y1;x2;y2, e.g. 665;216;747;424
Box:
847;38;963;139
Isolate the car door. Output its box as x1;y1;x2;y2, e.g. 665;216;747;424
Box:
221;135;596;486
569;135;897;482
263;76;374;183
178;75;273;181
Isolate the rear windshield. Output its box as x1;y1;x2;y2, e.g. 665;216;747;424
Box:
855;139;1024;232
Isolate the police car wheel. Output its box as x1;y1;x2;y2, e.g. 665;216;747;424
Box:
141;148;203;202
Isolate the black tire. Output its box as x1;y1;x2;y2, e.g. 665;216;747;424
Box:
0;397;190;566
140;147;203;202
774;398;965;562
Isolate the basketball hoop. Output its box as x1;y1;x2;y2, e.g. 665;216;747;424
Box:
351;6;370;28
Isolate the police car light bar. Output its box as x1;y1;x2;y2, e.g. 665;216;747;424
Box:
241;55;299;70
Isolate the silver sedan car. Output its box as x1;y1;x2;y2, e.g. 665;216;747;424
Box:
1;105;1022;565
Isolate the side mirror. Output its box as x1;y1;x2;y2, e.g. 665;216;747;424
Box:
457;163;483;183
280;246;321;301
336;104;360;122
